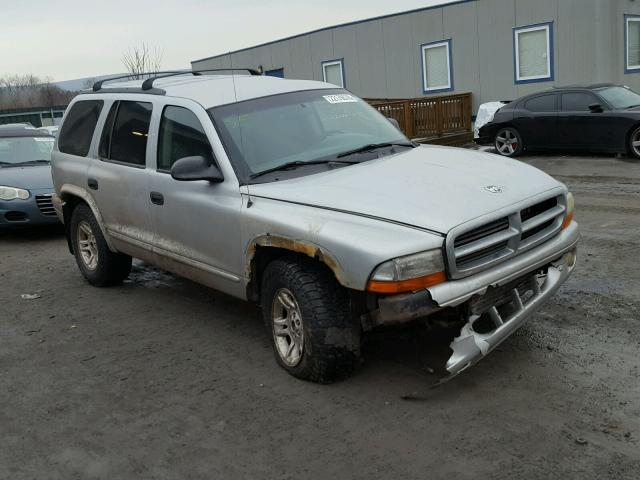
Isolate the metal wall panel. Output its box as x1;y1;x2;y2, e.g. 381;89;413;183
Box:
443;2;480;102
380;14;415;98
353;20;387;97
308;30;335;82
191;0;640;115
476;0;517;106
332;26;362;93
269;42;291;76
287;36;315;81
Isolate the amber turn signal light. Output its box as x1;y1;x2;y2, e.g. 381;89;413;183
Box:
367;271;446;294
561;212;574;230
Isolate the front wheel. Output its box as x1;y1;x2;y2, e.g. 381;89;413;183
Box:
261;256;361;383
70;204;132;286
495;127;524;157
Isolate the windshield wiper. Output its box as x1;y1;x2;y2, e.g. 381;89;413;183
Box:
626;104;640;109
336;141;416;158
250;159;357;179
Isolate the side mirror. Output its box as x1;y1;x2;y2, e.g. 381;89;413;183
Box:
170;156;224;182
588;103;604;113
387;117;401;130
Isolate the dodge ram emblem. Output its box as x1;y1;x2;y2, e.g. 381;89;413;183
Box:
484;185;503;194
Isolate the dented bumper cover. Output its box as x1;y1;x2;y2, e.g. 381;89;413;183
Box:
373;221;579;377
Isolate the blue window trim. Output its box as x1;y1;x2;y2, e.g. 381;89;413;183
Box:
513;21;554;85
625;14;640;73
321;58;346;88
420;39;454;94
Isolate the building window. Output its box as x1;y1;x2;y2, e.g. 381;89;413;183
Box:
626;15;640;72
322;59;345;88
514;22;554;83
420;40;453;93
265;68;284;78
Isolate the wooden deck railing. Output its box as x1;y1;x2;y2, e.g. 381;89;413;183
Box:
366;93;472;143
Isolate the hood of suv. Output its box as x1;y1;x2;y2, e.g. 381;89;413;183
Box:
0;164;53;190
248;145;563;234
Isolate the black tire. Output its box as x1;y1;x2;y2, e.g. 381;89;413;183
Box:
628;126;640;159
260;255;361;383
70;203;131;286
494;127;524;157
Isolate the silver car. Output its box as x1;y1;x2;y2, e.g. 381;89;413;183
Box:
51;71;578;383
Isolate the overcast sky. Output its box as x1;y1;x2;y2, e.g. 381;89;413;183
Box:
1;0;450;81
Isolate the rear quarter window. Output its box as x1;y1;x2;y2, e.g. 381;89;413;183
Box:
58;100;104;156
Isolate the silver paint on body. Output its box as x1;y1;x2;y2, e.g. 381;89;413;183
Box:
51;75;578;378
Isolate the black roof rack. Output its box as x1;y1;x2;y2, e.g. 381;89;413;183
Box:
88;68;262;96
91;71;187;92
140;68;262;91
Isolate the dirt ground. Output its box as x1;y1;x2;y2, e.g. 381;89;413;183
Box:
1;152;639;479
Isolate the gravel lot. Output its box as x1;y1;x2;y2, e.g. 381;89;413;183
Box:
1;152;639;479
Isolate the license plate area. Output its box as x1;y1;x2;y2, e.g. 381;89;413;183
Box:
468;272;540;317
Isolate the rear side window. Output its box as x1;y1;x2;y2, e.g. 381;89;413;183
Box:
99;101;152;166
524;94;557;112
157;106;213;172
58;100;103;156
561;93;598;112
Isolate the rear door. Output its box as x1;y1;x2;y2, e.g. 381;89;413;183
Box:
557;91;613;150
87;99;156;259
513;93;559;149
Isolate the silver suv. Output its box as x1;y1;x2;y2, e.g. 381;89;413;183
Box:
51;71;578;383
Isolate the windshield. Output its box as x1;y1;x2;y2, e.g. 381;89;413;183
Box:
596;86;640;109
209;89;409;182
0;136;54;166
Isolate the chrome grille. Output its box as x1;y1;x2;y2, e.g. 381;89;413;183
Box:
446;194;566;278
35;194;57;217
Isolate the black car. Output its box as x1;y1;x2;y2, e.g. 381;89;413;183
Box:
476;84;640;158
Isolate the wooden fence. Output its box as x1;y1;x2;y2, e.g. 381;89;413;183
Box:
366;92;472;144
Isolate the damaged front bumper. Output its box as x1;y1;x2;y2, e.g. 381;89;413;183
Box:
370;221;579;379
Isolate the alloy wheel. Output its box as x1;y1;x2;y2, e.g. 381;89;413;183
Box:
77;220;99;270
271;288;304;367
496;130;519;155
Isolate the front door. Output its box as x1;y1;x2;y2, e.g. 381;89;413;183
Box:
148;103;244;297
557;91;613;150
88;99;156;259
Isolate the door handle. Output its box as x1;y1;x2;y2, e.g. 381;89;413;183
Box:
88;178;98;190
150;191;164;206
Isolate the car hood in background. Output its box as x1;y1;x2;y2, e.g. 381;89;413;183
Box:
248;145;563;234
0;165;54;190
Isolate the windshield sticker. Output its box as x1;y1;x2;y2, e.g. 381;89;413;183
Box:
34;137;54;142
323;94;358;104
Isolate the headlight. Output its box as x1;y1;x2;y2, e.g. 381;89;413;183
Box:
562;192;575;229
0;186;30;200
367;249;446;294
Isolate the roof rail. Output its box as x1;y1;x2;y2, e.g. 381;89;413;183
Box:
141;68;262;91
92;70;188;92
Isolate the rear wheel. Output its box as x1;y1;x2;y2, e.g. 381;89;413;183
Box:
628;126;640;159
261;255;361;383
70;204;132;286
495;127;524;157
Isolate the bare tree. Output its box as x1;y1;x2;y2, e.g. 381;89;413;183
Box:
122;43;164;79
0;74;77;110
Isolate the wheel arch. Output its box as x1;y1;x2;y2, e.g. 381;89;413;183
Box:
59;185;117;253
245;234;351;302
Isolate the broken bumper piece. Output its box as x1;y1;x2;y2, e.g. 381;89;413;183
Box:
445;246;577;378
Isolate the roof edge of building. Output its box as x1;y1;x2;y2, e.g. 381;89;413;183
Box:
191;0;476;65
